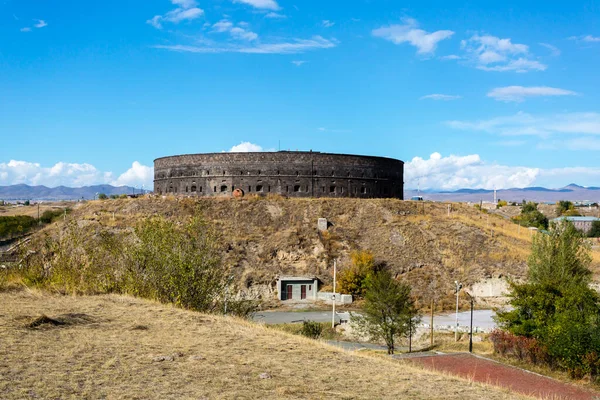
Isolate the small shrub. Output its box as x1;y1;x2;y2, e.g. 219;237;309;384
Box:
300;320;323;339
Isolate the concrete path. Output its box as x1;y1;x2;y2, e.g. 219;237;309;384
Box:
406;352;600;400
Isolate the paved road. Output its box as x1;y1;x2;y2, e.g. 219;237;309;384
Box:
253;309;497;331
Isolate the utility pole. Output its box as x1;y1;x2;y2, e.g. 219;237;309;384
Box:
332;259;337;329
455;281;462;342
430;299;434;348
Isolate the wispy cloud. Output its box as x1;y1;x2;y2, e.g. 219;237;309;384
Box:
265;12;286;19
317;127;351;133
291;60;307;66
372;18;454;55
322;20;335;28
20;19;48;32
569;35;600;43
233;0;280;10
487;86;578;102
461;34;546;72
420;94;461;101
539;43;561;56
147;0;204;29
446;112;600;137
154;36;336;54
439;54;461;60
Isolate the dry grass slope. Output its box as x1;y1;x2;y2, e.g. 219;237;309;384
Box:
0;291;526;399
16;196;600;308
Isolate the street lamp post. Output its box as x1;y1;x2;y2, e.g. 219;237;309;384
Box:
465;292;474;353
454;280;462;342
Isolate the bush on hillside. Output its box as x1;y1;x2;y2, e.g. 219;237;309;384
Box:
0;216;37;240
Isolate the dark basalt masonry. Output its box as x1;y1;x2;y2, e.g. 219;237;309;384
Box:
154;151;404;199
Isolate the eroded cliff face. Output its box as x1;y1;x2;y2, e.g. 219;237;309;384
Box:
28;196;538;309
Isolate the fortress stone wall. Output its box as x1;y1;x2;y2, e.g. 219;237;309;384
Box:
154;151;404;199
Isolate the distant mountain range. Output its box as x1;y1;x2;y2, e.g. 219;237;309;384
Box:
0;184;140;201
1;183;598;203
404;184;600;203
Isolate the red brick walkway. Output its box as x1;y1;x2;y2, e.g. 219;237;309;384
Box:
407;353;600;400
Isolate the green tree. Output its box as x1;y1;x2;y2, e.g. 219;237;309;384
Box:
557;200;580;216
589;221;600;238
512;201;548;230
97;193;108;200
496;221;600;378
352;270;420;354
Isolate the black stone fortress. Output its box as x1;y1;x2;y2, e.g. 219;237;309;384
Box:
154;151;404;199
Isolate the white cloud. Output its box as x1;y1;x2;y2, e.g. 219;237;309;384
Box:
265;12;286;19
34;19;47;28
461;34;546;72
112;162;154;188
233;0;280;10
447;111;600;137
487;86;578;102
372;18;454;55
539;43;561;56
212;20;233;32
420;94;462;101
405;152;540;190
20;27;31;32
147;0;204;29
291;60;307;66
582;35;600;42
212;21;258;41
154;36;336;54
322;20;335;28
172;0;198;7
228;142;264;152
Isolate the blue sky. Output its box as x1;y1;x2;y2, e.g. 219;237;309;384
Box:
2;0;600;190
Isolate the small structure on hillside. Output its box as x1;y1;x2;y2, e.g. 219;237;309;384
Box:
552;216;600;235
277;276;319;301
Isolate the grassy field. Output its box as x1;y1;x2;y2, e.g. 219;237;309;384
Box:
0;290;527;399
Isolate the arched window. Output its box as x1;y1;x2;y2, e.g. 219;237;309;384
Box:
220;185;227;192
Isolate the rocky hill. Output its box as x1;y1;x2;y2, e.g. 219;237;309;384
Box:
20;196;567;310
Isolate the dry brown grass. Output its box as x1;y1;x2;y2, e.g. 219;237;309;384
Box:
0;290;526;399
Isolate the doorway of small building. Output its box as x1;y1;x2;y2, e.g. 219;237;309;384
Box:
286;285;293;300
301;285;307;300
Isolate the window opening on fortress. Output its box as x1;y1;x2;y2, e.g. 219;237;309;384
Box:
322;186;325;193
294;185;300;192
268;186;271;192
191;186;197;192
258;170;261;175
332;170;335;176
206;170;210;175
185;186;188;193
213;186;217;192
220;185;227;192
330;186;336;193
361;187;366;194
256;185;263;192
199;186;203;192
296;171;299;176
